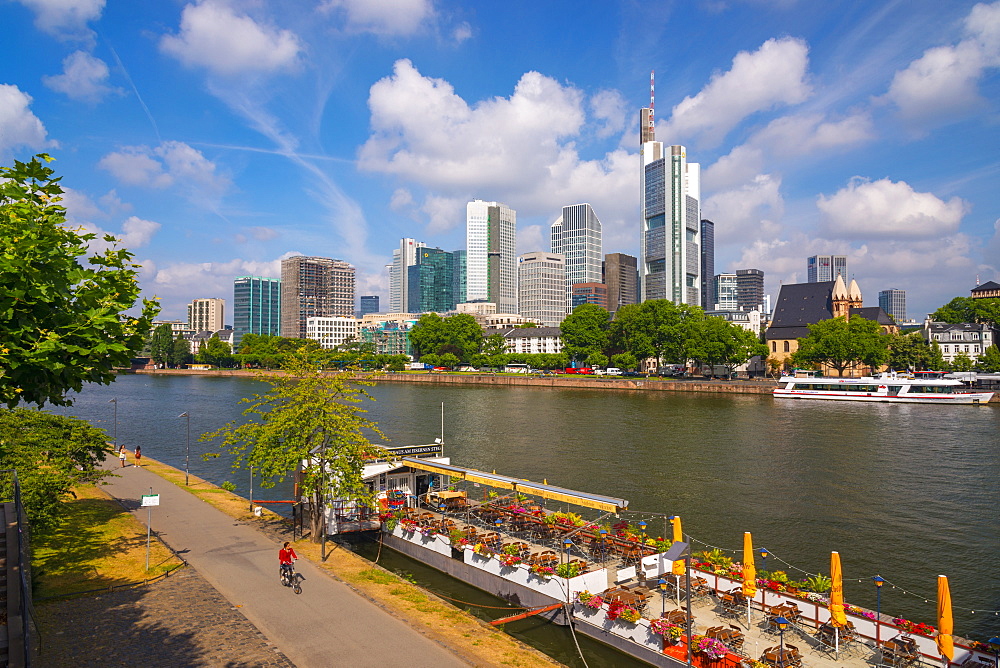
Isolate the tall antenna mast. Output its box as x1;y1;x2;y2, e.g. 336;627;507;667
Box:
649;70;655;139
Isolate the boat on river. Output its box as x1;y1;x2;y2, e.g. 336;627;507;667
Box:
773;372;994;404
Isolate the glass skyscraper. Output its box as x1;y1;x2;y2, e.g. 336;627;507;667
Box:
466;200;517;313
807;255;847;283
233;276;280;344
407;248;456;313
700;219;714;311
639;110;701;305
551;203;602;309
878;289;906;323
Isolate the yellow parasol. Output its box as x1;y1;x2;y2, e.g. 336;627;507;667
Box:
937;575;954;662
671;516;685;576
742;532;757;598
829;551;847;627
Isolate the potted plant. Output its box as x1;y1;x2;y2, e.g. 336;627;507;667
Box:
530;563;555;579
556;562;582;579
650;619;684;641
618;606;642;624
694;636;729;659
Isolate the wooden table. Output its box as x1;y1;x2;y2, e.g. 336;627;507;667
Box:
881;636;919;667
761;645;801;667
706;625;744;650
662;609;688;625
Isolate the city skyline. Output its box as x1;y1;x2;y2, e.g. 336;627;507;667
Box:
2;1;998;321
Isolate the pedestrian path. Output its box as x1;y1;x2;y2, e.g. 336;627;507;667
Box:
99;459;470;668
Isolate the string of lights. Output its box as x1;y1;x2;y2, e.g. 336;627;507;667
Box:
680;536;1000;616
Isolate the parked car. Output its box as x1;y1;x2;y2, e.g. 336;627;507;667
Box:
657;364;686;377
593;369;607;376
605;367;623;376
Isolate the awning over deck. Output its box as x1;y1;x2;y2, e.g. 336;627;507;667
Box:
400;457;628;513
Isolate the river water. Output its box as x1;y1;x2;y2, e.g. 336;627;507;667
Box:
50;374;1000;649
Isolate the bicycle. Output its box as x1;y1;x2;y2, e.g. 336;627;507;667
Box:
280;563;303;594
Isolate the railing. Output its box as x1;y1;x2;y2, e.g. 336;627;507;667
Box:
0;469;34;667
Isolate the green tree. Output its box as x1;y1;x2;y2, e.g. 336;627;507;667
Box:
932;296;1000;330
888;331;941;371
409;313;483;362
196;335;233;367
438;352;460;368
0;409;110;534
202;352;387;541
171;334;192;368
560;304;610;363
148;323;175;367
611;352;638;371
688;318;768;376
0;155;158;407
976;345;1000;372
481;332;507;357
950;352;974;372
609;303;656;367
792;316;889;376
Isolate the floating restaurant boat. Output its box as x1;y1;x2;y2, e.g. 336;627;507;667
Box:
773;373;994;404
324;445;996;668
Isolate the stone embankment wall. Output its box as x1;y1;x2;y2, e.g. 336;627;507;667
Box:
130;368;774;396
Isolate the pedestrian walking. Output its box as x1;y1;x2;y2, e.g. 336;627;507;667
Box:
118;445;127;467
134;445;142;467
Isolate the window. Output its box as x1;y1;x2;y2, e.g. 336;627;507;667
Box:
771;341;776;352
783;341;790;353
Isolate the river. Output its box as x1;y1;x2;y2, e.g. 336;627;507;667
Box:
49;373;1000;648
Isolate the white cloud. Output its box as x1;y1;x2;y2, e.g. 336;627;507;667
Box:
359;59;637;246
883;1;1000;125
452;21;472;44
660;37;812;147
43;50;119;102
752;112;874;157
703;145;765;192
321;0;433;36
119;216;161;248
151;256;283;312
98;141;231;202
247;226;278;241
817;177;968;239
702;173;785;244
421;194;464;234
0;85;52;156
389;187;414;211
517;224;544;255
590;89;627;139
160;1;302;76
16;0;104;40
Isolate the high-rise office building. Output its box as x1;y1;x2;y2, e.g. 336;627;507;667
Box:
639;106;701;305
518;252;567;327
551;203;602;309
466;200;517;313
233;277;280;344
879;289;906;323
280;256;355;339
714;273;738;310
700;219;715;311
187;298;225;332
407;247;456;313
451;250;467;305
389;238;425;312
807;255;847;283
736;268;765;312
359;295;379;316
571;283;608;310
602;253;638;314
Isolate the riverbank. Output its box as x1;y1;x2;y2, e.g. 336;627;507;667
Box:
128;455;564;668
131;367;776;396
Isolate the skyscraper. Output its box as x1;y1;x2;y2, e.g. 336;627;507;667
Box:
451;250;467;305
714;273;738;310
389;238;425;312
518;252;567;327
700;219;715;311
807;255;847;283
187;298;225;332
602;253;638;314
407;247;456;313
233;277;280;343
879;289;906;323
359;295;379;316
280;256;355;339
639;103;701;305
466;200;517;313
551;203;602;309
736;268;765;312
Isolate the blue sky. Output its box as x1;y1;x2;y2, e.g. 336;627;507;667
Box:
2;0;998;322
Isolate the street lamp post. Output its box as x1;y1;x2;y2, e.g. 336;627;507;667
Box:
108;398;117;448
599;528;608;565
663;540;693;667
178;412;190;485
873;575;886;646
659;577;667;617
760;547;769;606
988;637;999;668
775;616;790;665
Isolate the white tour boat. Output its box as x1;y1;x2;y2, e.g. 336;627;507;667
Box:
773;372;995;404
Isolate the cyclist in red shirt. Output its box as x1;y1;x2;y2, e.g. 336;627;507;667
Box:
279;542;297;581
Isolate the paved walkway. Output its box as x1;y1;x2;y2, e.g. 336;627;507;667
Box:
36;568;296;667
96;460;470;668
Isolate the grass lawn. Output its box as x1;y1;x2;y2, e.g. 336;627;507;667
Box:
33;484;183;599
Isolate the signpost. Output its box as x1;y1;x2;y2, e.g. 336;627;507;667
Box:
141;488;159;571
